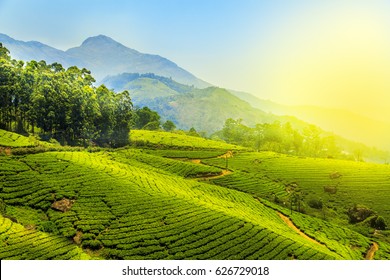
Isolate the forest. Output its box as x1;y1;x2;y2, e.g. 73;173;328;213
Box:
0;43;134;147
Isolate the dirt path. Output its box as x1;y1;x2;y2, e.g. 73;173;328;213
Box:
365;242;379;260
217;151;233;159
199;169;232;180
189;157;232;180
277;212;323;246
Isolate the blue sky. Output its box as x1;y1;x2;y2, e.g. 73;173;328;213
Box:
1;0;390;120
0;0;269;86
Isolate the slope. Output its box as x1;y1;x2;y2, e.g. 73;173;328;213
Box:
0;214;90;260
231;90;390;151
104;74;307;133
204;151;390;230
0;129;382;259
0;33;80;68
0;150;352;260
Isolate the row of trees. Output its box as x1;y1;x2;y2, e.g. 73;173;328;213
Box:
219;118;340;158
0;43;134;146
0;43;175;147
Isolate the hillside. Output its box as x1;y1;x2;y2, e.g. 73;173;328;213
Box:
204;152;390;228
0;129;36;148
1;130;389;260
103;73;308;133
231;90;390;151
0;34;210;87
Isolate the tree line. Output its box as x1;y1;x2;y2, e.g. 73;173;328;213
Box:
218;118;340;158
0;43;173;147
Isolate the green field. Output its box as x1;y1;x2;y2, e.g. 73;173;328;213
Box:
130;129;244;150
203;152;390;228
1;130;389;259
0;129;37;148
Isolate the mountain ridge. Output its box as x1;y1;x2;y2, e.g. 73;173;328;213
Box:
0;33;210;88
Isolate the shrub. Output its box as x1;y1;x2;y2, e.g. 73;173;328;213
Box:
38;221;58;233
82;240;102;250
348;205;374;224
370;216;387;230
308;198;323;209
0;199;6;215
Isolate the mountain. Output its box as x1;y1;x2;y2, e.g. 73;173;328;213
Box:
66;35;210;87
231;90;390;151
0;33;80;67
103;73;306;133
0;34;210;88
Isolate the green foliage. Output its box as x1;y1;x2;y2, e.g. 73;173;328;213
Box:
0;215;90;259
0;129;37;147
38;221;58;234
1;129;389;260
162;120;176;132
83;240;102;250
0;46;135;147
308;198;323;209
134;107;160;130
203;151;390;228
0;149;372;260
4;205;47;227
370;216;387;230
348;205;374;224
147;149;225;159
219;119;342;158
130;129;244;150
0;199;6;215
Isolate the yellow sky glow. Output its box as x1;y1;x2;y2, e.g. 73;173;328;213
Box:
250;3;390;123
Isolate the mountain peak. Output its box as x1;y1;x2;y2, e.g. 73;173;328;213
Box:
81;35;119;47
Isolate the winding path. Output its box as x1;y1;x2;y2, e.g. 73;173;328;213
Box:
277;212;323;246
365;242;379;260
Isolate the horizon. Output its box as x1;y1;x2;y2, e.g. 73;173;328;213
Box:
1;0;390;123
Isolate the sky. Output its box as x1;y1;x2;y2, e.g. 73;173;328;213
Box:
1;0;390;121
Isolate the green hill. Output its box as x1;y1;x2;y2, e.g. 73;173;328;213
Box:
130;129;245;150
103;74;299;133
1;130;389;260
204;152;390;233
0;129;37;148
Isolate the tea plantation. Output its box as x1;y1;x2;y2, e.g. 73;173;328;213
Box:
203;152;390;228
1;131;389;259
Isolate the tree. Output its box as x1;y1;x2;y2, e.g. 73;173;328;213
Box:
0;43;10;60
112;90;133;147
162;120;176;132
0;48;137;147
134;107;160;130
188;127;200;137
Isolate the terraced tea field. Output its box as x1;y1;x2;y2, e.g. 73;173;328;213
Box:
0;129;36;148
130;129;244;150
203;152;390;228
1;131;390;259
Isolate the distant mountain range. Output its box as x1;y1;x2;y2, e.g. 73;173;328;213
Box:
1;33;389;150
0;33;210;88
